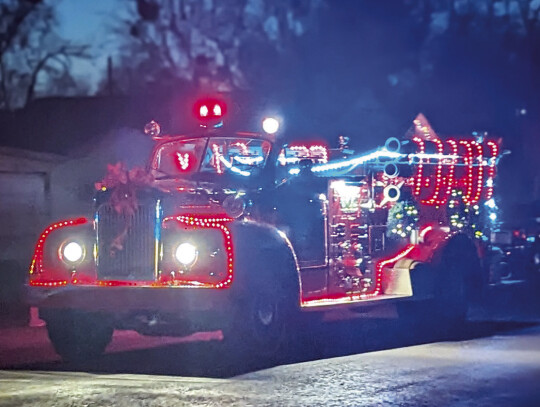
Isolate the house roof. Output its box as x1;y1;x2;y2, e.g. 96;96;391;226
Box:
0;96;171;156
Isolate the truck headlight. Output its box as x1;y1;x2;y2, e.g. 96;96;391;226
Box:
61;241;85;263
175;242;198;266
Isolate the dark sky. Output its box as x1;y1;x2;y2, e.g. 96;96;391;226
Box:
44;0;540;206
277;1;530;145
53;0;123;93
53;1;531;143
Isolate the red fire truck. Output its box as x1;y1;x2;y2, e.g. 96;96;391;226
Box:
27;101;503;362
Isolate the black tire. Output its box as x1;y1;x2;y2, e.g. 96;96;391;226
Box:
434;260;468;324
398;236;477;329
45;310;113;363
221;277;298;359
528;246;540;287
438;236;479;323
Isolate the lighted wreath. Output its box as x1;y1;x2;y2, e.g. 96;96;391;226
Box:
95;163;155;254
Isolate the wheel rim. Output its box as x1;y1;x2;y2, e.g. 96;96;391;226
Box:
248;291;285;350
256;300;276;326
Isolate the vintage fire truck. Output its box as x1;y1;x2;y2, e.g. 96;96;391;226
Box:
27;99;503;362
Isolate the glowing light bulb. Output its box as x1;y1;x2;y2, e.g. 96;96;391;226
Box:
262;117;280;134
62;242;84;263
175;243;198;266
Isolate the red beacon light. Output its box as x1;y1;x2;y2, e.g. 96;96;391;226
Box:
194;98;227;127
199;105;209;118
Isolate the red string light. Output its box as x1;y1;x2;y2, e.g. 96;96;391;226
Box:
412;137;425;197
421;138;446;206
458;140;474;205
29;280;68;287
231;142;249;155
470;141;484;205
30;215;234;290
485;140;498;200
162;215;234;289
290;145;329;163
29;217;88;286
175;152;191;171
444;139;458;200
372;244;415;297
29;217;88;276
301;245;415;307
211;144;223;174
410;137;499;207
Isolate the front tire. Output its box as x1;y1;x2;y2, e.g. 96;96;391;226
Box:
221;278;297;359
44;310;113;363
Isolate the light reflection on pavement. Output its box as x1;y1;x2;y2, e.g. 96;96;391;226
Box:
1;284;539;406
1;324;540;407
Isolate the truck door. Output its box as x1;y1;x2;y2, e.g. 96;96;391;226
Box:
274;166;328;299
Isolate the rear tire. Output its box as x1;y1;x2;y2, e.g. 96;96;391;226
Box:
44;310;113;363
398;236;477;330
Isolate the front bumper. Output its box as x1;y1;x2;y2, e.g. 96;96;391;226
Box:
26;285;232;316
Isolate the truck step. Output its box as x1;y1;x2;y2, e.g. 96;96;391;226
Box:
300;293;411;310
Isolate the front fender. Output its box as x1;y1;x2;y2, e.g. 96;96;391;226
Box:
29;217;95;286
229;219;301;302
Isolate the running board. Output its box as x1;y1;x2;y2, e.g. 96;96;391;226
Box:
300;293;412;310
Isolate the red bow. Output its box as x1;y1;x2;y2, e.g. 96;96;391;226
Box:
95;163;155;254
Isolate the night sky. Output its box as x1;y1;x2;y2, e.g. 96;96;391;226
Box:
51;1;533;140
11;1;540;210
54;0;122;92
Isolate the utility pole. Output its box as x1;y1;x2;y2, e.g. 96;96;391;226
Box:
107;56;114;96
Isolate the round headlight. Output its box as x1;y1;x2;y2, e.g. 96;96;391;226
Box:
62;241;84;263
175;243;198;266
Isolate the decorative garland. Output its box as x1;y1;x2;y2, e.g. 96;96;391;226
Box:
387;200;419;238
447;189;490;240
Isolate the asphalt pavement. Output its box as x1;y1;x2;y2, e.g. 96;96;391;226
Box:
0;283;539;406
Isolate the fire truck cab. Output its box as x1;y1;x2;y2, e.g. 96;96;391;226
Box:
27;102;501;362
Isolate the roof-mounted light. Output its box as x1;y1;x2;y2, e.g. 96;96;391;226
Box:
262;117;279;134
194;98;226;122
200;105;209;117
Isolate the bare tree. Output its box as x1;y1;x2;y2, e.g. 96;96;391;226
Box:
405;0;540;57
110;0;324;95
0;0;89;110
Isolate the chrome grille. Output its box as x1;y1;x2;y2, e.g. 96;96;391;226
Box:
96;201;157;280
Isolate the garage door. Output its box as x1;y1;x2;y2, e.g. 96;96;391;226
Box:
0;172;48;263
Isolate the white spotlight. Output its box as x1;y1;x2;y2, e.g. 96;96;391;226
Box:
262;117;280;134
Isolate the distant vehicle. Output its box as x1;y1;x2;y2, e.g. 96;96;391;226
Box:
492;202;540;283
27;103;506;362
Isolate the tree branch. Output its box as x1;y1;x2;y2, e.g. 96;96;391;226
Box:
0;1;43;56
24;44;89;106
0;56;10;110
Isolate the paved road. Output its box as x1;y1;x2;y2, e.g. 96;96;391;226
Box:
0;284;539;406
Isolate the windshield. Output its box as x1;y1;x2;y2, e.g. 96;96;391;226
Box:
152;137;272;178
